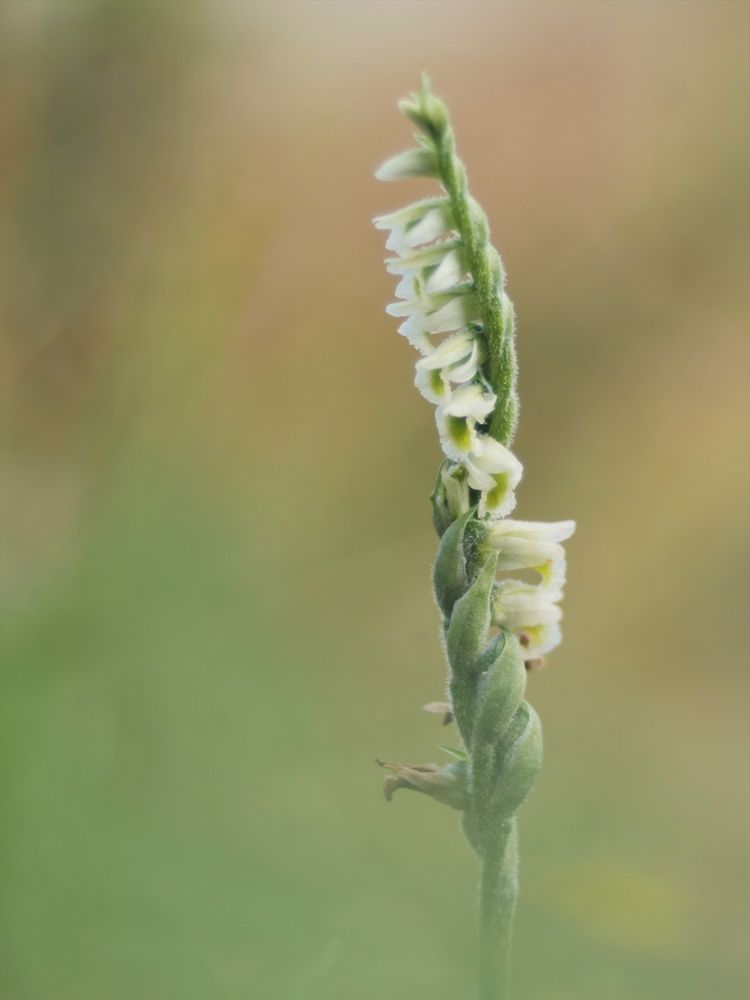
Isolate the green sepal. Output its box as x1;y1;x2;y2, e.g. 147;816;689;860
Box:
490;703;543;819
430;460;454;538
474;630;526;751
432;507;473;618
445;552;498;677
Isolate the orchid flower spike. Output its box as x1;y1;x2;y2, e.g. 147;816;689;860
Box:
374;74;523;519
374;78;578;999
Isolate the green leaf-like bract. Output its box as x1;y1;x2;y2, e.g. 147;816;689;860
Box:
432;499;542;997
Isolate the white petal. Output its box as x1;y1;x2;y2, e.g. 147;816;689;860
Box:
385;239;461;275
393;272;416;300
473;437;523;485
405;205;455;247
375;147;437;181
396;316;434;355
521;622;563;657
447;337;481;383
442;383;496;421
494;581;563;627
386;288;454;318
415;331;475;371
539;553;568;591
492;538;565;573
464;455;497;492
373;197;449;231
427;294;477;332
415;365;451;405
425;248;469;293
435;409;479;459
488;519;576;545
467;436;524;519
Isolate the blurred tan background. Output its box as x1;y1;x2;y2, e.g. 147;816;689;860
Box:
1;2;749;998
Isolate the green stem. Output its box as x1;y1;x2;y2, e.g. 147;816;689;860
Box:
433;121;517;447
478;819;519;1000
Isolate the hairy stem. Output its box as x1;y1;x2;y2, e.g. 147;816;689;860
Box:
478;819;519;1000
432;101;517;446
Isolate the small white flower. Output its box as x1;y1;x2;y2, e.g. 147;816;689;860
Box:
414;331;481;405
444;384;496;421
416;330;479;375
415;365;451;405
385;238;463;276
485;519;576;572
435;384;496;460
395;294;480;354
425;248;469;294
492;579;565;657
373;197;449;232
446;336;482;383
464;436;523;518
374;147;437;182
488;520;574;657
374;197;455;254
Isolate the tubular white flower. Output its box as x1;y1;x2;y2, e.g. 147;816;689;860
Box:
374;147;437;182
374;197;455;254
485;519;575;571
416;330;479;374
436;411;479;459
464;436;523;518
396;293;480;352
385;238;463;276
492;579;565;657
414;331;481;405
415;365;450;405
386;284;473;321
444;384;496;421
489;520;574;656
425;248;469;294
435;385;496;460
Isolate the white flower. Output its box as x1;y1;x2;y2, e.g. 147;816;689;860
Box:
374;147;437;182
436;385;496;460
464;436;523;518
485;519;575;572
395;293;481;354
414;331;481;404
488;520;575;657
426;248;468;294
385;241;468;297
492;579;564;657
373;197;455;253
385;238;463;276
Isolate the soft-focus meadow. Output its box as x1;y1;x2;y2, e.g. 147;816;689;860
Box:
2;2;749;998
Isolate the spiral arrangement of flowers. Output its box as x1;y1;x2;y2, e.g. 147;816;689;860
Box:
375;77;574;661
374;77;576;1000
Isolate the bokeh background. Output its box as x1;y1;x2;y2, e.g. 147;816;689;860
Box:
2;2;749;998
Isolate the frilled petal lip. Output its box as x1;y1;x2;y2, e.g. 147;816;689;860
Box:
415;364;451;405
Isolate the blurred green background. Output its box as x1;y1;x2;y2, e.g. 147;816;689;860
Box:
2;2;749;998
